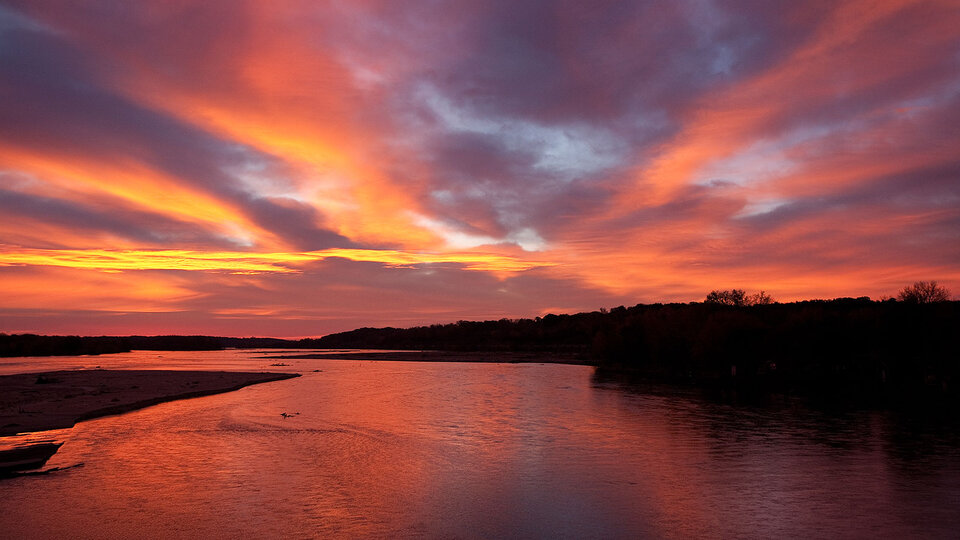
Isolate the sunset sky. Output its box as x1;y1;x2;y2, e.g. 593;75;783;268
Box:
1;0;958;337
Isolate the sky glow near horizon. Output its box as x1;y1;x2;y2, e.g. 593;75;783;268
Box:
1;0;958;337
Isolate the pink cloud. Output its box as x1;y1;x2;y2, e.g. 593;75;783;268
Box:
0;0;957;335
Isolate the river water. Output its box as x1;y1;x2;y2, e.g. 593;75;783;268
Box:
1;350;958;539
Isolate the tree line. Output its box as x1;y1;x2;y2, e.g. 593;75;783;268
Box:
311;282;958;397
3;282;955;398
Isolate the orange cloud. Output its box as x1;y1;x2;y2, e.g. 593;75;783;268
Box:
80;2;442;250
0;266;199;312
613;0;959;211
0;145;285;250
1;0;957;336
0;247;555;275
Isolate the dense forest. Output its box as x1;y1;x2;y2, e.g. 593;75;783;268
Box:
312;297;959;398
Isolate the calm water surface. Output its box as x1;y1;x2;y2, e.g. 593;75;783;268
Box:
1;350;959;538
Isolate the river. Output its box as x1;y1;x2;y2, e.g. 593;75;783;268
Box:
1;350;958;538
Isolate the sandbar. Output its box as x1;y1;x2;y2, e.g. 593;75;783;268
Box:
0;370;300;436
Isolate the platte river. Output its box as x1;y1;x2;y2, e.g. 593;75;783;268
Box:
1;350;959;539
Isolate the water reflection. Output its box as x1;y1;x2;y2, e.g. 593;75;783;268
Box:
591;370;960;538
0;358;958;538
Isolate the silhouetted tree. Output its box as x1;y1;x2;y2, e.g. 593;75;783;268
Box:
898;281;951;303
746;291;774;305
705;289;747;306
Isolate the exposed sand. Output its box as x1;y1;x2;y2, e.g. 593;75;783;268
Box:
0;370;300;436
260;350;591;365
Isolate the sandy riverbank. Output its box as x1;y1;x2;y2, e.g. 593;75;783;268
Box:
0;370;300;436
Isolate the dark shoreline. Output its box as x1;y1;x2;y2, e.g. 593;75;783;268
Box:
259;350;591;365
0;370;300;437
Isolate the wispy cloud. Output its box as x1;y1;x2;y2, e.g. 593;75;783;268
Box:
0;0;958;335
0;248;555;274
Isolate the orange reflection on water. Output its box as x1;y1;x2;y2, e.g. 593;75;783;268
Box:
1;359;956;538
